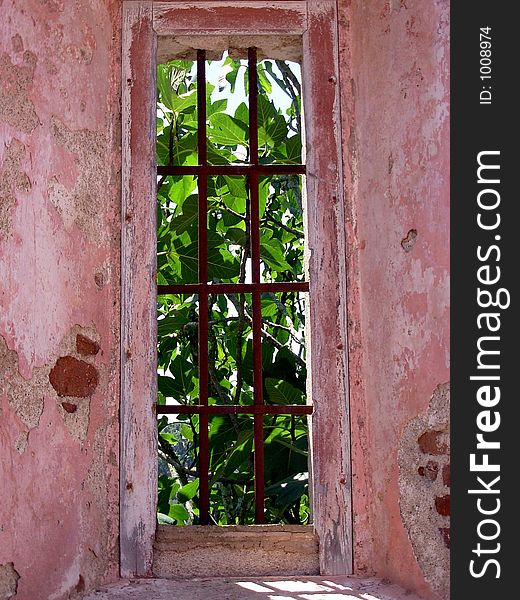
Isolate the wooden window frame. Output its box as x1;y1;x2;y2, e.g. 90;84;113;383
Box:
121;0;352;578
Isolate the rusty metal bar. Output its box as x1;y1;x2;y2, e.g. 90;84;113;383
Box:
157;164;306;176
157;404;313;415
247;47;265;524
196;49;210;525
158;282;309;295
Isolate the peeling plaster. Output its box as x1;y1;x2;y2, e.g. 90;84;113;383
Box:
398;383;450;599
0;325;102;445
0;139;31;239
0;335;45;430
0;51;40;133
48;117;109;244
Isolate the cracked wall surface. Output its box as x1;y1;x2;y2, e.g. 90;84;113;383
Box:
0;1;121;599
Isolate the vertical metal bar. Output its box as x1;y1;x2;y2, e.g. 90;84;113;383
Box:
197;49;210;524
248;47;265;523
248;47;259;167
248;47;260;283
252;291;265;523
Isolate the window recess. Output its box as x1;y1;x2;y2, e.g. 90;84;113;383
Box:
122;0;351;578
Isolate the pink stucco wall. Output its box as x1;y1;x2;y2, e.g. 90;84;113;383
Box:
339;1;450;598
1;1;122;598
1;1;449;599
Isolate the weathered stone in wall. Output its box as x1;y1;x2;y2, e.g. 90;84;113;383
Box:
49;326;103;442
398;383;450;600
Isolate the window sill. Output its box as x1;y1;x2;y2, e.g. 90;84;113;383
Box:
153;524;318;578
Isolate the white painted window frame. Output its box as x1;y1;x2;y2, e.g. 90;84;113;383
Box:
121;0;352;578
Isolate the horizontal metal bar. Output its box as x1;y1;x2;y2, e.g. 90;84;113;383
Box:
156;404;313;415
158;282;309;295
157;164;306;176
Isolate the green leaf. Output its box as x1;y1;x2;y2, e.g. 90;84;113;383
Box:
209;113;247;146
224;57;242;93
157;64;187;111
169;232;241;282
177;479;199;503
234;102;249;128
170;89;197;113
221;194;246;214
265;379;305;405
169;503;190;523
285;135;302;164
167;194;198;235
159;432;177;445
207;98;228;116
260;238;293;272
157;310;190;336
158;375;182;397
257;65;273;94
223;176;248;199
257;94;276;130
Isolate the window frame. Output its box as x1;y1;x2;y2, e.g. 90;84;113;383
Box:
121;0;352;578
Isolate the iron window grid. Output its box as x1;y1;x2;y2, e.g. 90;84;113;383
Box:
156;48;312;524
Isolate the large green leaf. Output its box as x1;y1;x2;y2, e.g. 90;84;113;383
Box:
209;113;247;147
260;238;293;273
170;89;197;113
265;379;305;405
169;503;190;523
177;479;199;503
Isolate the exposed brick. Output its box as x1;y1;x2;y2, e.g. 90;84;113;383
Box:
49;356;98;397
417;429;448;455
435;495;450;517
418;460;439;481
439;527;450;549
442;463;450;487
61;402;78;414
76;333;100;356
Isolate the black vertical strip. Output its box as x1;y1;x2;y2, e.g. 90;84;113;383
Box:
452;4;515;597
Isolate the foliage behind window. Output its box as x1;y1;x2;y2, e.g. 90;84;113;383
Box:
156;54;309;525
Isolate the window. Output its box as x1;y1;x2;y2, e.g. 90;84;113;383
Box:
121;0;351;577
155;49;311;526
